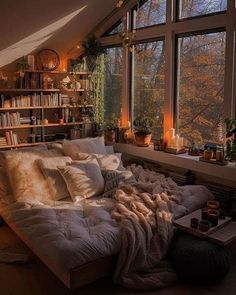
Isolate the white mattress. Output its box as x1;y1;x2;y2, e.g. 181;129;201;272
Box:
0;197;120;272
0;184;211;286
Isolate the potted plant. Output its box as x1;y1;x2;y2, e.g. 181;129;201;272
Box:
104;122;115;143
133;116;153;147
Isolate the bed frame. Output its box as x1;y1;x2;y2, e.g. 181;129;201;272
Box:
3;218;117;289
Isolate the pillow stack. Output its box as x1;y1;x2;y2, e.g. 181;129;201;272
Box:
0;136;132;204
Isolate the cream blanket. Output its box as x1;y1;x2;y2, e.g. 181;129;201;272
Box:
111;165;194;290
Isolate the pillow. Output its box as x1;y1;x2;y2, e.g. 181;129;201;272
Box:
76;152;123;170
5;149;62;203
58;159;104;201
105;145;114;154
62;137;107;159
102;169;136;198
0;168;14;204
37;156;72;201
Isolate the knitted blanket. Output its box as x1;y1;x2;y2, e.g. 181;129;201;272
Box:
111;165;188;290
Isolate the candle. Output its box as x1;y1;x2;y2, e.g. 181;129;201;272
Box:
126;121;131;129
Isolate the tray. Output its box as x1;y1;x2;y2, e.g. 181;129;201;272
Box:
199;157;228;166
173;209;231;239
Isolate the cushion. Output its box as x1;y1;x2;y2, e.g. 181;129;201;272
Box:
169;233;230;282
76;153;123;170
37;156;72;201
62;137;107;159
102;169;136;198
58;159;104;201
0;167;14;204
5;149;62;203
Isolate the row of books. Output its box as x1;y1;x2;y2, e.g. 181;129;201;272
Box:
0;93;66;108
0;94;41;108
0;112;21;127
16;72;44;89
43;93;62;106
5;131;18;145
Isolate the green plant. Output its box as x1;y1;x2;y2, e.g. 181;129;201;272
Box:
133;116;153;135
82;35;106;58
104;122;115;131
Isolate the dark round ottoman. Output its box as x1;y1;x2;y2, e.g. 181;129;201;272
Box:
169;233;230;282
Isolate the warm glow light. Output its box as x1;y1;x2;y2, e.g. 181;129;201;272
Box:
76;45;81;49
0;6;87;68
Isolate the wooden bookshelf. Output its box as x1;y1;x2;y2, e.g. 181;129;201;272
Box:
0;141;63;150
0;88;60;93
0;105;93;111
0;122;87;130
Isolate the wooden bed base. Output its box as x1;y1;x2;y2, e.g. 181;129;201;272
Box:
3;218;117;289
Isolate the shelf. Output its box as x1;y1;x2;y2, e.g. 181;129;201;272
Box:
0;122;91;130
0;141;62;150
15;70;91;75
0;105;93;111
0;88;60;93
62;89;85;92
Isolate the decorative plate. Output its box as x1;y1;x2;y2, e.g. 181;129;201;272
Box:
35;49;60;71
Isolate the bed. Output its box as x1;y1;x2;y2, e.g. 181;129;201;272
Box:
0;139;212;289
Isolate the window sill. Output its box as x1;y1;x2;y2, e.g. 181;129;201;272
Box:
114;143;236;186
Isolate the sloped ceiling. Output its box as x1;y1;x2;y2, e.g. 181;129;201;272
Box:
0;0;117;70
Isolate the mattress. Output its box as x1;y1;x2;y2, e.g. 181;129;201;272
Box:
0;197;120;288
0;184;211;289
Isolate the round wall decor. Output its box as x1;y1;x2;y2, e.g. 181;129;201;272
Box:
35;49;60;71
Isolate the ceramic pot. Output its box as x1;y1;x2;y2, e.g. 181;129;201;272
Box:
134;132;152;147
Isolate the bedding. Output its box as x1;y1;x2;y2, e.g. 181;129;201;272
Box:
76;152;123;170
37;156;72;201
111;165;211;289
62;137;107;159
58;159;104;201
4;149;63;203
0;161;212;290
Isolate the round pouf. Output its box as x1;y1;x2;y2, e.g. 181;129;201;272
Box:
169;233;230;282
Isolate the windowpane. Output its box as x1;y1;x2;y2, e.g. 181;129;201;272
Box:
134;0;166;29
177;31;226;145
133;40;165;139
106;21;124;36
104;47;123;124
179;0;227;19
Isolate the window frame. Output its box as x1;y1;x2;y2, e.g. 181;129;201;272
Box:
176;0;227;22
98;0;236;141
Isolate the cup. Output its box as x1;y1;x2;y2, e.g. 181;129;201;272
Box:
208;209;219;226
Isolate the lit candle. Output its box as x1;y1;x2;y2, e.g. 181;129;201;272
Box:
126;121;131;129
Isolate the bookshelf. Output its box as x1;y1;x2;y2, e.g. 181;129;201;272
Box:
0;70;94;149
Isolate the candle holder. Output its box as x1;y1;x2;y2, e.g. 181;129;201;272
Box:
207;209;220;227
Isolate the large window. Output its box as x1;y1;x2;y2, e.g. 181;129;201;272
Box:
134;0;166;29
103;47;123;124
178;0;227;19
133;40;165;139
176;31;226;144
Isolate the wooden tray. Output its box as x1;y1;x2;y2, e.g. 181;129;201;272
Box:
199;157;228;166
173;209;231;239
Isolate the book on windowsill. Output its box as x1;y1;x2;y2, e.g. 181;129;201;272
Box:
165;147;186;154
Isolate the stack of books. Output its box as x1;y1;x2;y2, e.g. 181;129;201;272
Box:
5;131;18;145
0;112;21;127
0;136;7;147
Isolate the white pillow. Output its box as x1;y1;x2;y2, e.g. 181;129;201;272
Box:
5;149;61;203
37;157;72;201
76;152;123;170
58;159;104;201
62;137;107;159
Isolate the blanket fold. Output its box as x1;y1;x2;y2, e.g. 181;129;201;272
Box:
111;165;189;290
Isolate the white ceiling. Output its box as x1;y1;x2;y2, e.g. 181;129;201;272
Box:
0;0;117;69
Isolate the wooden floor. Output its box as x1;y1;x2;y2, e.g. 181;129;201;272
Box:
0;223;236;295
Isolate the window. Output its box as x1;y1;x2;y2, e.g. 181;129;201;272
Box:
176;31;226;144
178;0;227;19
133;40;165;139
134;0;166;29
103;47;123;124
103;21;124;36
